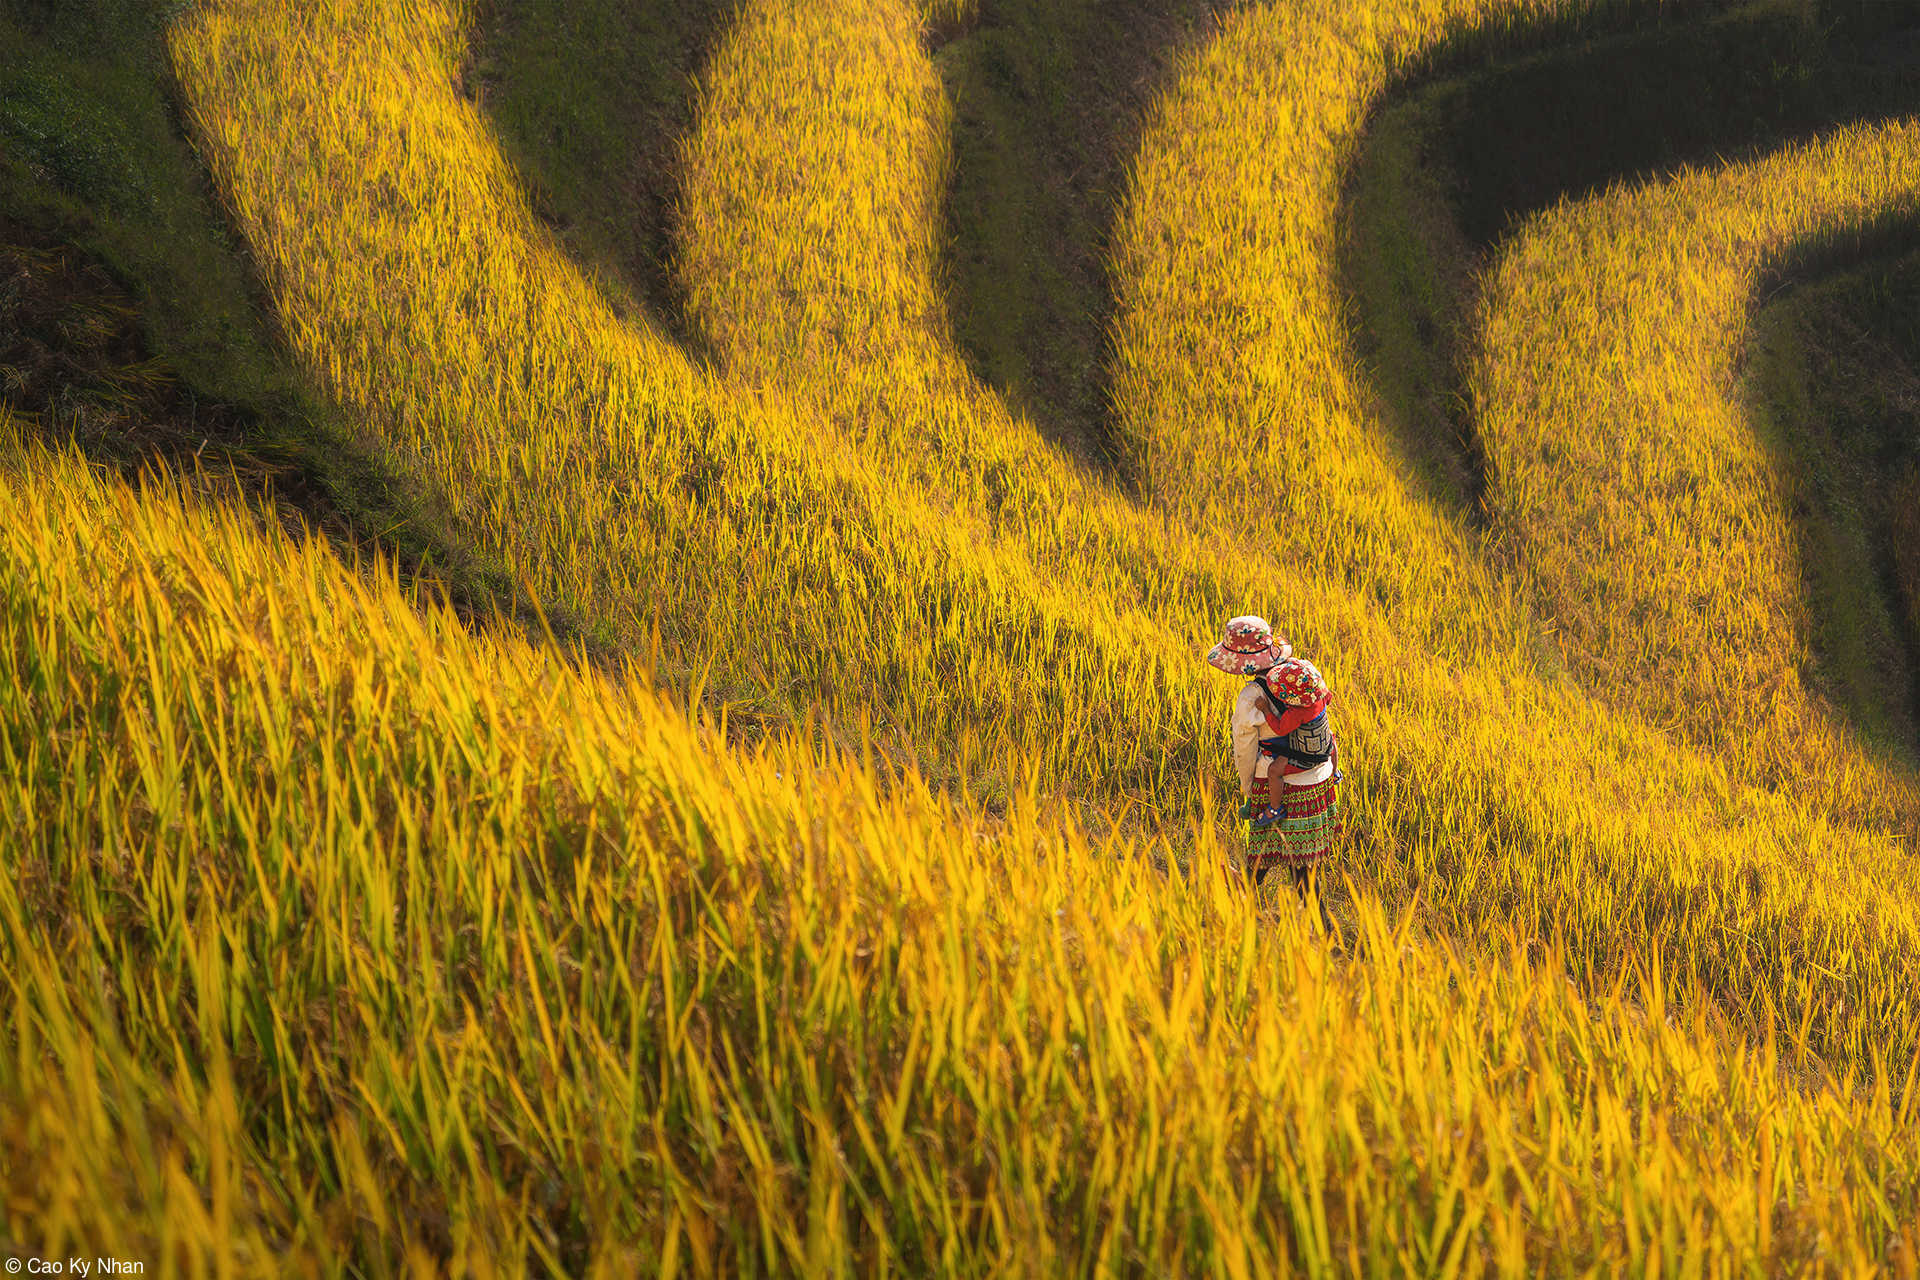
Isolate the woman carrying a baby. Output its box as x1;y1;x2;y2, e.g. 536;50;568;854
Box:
1205;616;1342;897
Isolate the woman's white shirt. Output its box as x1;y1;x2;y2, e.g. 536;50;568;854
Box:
1283;760;1335;786
1230;683;1270;797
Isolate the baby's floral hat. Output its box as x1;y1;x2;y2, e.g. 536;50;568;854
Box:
1204;615;1292;675
1262;656;1330;707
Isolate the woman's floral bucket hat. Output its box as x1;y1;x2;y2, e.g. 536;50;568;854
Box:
1204;615;1292;675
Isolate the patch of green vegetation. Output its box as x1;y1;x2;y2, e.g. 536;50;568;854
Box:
1746;253;1920;761
0;0;565;651
0;69;156;215
466;0;735;342
931;0;1220;479
1362;1;1920;251
1;1;276;410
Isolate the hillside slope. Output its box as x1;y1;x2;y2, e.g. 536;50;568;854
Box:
3;0;1919;1271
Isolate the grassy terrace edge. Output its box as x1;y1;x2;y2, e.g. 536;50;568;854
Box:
1340;0;1920;763
0;0;637;671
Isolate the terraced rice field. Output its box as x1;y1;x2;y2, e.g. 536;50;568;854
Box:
3;0;1918;1273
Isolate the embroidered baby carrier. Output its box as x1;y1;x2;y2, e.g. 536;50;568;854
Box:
1253;658;1333;771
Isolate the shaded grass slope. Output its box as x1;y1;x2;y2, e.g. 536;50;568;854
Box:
1340;0;1920;767
1410;0;1920;251
463;0;736;348
0;0;550;648
1745;249;1920;758
930;0;1226;477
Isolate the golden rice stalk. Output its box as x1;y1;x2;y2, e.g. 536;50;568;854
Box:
5;409;1918;1271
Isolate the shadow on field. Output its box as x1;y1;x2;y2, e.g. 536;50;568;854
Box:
928;0;1230;486
0;0;609;659
1342;0;1920;524
1339;0;1920;761
1746;245;1920;760
464;0;741;360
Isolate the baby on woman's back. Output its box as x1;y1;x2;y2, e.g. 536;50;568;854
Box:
1206;616;1344;895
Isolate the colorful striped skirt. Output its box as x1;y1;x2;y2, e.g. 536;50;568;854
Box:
1246;774;1342;872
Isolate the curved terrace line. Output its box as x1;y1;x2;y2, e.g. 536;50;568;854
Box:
1340;0;1920;522
1337;0;1920;758
927;0;1229;484
463;0;743;360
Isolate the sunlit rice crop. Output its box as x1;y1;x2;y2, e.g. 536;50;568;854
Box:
162;0;1920;1147
1470;122;1920;819
5;0;1918;1268
4;411;1916;1272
